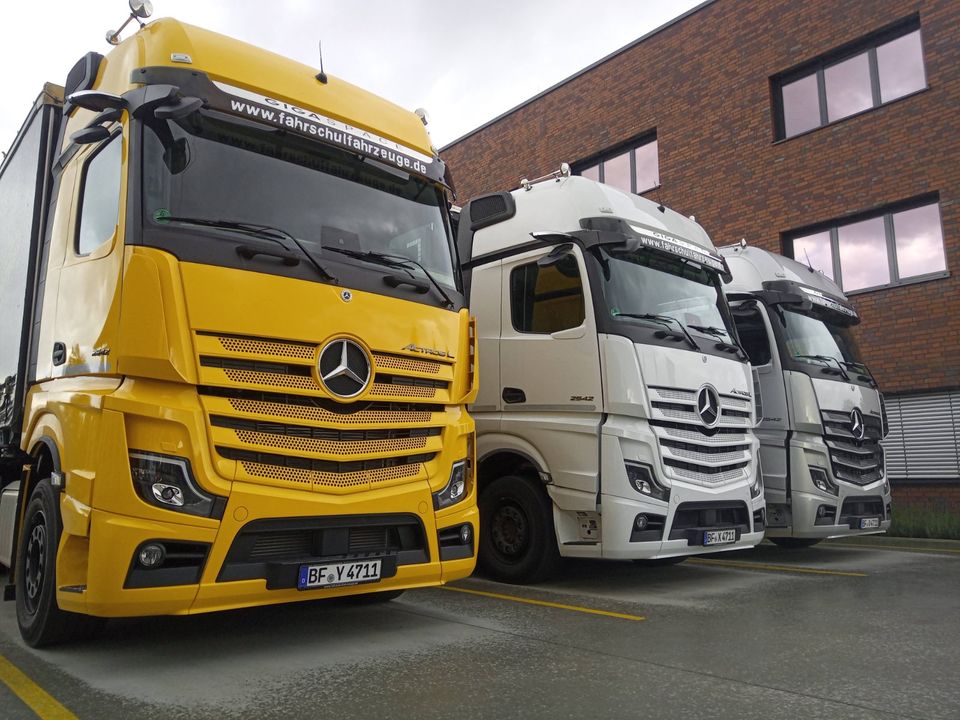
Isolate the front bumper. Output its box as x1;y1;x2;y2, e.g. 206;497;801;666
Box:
60;480;477;617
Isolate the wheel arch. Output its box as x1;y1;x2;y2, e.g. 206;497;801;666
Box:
477;434;551;494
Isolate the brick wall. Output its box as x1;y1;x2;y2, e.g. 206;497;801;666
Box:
893;483;960;513
441;0;960;397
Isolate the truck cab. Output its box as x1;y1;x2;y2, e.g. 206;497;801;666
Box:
720;244;891;546
458;171;765;582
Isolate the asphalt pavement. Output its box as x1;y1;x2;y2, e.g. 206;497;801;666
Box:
1;538;958;719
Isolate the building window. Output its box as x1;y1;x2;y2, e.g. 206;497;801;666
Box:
76;134;122;256
576;135;659;194
510;255;585;334
785;198;947;294
884;391;960;481
773;20;926;140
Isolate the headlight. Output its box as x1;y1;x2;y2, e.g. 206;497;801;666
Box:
750;470;763;499
129;451;225;518
625;462;670;502
883;478;891;496
809;466;838;497
433;459;469;510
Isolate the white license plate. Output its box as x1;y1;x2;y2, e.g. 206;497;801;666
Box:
298;559;382;590
860;517;880;529
703;529;737;546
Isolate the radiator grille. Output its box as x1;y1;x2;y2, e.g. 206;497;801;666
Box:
821;409;884;485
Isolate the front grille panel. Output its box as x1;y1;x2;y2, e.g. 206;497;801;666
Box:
840;495;884;522
667;500;750;542
821;410;884;485
194;329;455;494
218;514;429;584
647;385;755;487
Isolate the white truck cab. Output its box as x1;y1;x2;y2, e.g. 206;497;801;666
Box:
720;244;892;547
458;171;764;582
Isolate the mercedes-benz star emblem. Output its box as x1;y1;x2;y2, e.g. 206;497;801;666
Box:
696;386;720;427
318;338;371;399
850;407;865;441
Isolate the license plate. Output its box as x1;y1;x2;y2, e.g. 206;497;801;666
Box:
297;559;382;590
703;529;737;546
860;517;880;529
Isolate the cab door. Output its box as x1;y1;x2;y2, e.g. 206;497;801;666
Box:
731;301;789;505
499;246;602;497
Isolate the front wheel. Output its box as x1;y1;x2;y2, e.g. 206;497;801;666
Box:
769;537;821;550
15;480;103;647
478;474;560;584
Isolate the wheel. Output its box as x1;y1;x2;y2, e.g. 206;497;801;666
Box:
478;474;560;584
769;537;821;549
633;556;687;566
347;589;405;604
15;480;103;647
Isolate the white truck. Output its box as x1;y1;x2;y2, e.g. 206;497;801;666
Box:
457;169;765;582
720;244;891;547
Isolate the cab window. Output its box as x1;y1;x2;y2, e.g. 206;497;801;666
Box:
510;255;585;333
76;134;122;256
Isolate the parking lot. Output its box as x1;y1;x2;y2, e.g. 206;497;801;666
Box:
1;538;958;720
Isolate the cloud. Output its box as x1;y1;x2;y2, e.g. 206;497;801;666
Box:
1;0;704;154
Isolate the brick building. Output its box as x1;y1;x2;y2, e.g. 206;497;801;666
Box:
441;0;960;510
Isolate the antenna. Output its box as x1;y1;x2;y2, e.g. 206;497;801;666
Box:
654;183;665;213
803;248;814;270
316;39;328;84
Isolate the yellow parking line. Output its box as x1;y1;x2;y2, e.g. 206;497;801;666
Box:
827;542;960;555
441;585;646;621
687;557;866;577
0;653;78;720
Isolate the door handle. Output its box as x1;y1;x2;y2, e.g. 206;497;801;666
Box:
502;387;526;404
52;342;66;366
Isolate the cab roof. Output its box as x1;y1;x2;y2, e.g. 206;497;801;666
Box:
85;17;434;157
719;244;848;300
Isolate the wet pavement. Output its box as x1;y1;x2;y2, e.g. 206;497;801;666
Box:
1;539;958;719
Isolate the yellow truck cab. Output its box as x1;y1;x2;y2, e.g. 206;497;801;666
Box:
0;16;477;646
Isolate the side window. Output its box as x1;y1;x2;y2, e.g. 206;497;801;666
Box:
76;134;122;256
510;255;585;333
732;305;772;366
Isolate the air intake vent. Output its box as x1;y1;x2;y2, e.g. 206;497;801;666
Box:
752;367;763;424
468;192;516;230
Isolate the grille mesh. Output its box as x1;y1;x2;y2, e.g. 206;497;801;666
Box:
219;336;315;360
223;368;317;390
373;353;443;375
370;383;437;399
227;399;434;425
234;429;429;455
241;460;421;490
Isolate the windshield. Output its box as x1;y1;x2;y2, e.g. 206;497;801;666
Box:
140;112;457;289
595;246;737;342
779;308;864;365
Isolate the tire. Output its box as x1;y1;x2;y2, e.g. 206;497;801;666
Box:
478;474;560;584
15;480;104;647
633;556;687;566
769;537;821;550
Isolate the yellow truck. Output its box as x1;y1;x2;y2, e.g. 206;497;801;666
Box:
0;13;477;646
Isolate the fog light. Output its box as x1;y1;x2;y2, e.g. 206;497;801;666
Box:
625;462;670;502
152;482;184;507
635;513;649;531
817;505;826;518
809;467;838;496
138;543;165;568
433;459;470;510
459;524;472;544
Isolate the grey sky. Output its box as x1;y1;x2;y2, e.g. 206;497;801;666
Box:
0;0;704;155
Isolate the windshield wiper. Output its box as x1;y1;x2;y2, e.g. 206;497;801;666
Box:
322;247;455;309
613;312;700;351
687;324;747;359
794;354;850;381
157;215;338;283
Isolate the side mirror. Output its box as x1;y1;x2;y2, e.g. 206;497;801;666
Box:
70;126;111;145
68;90;126;112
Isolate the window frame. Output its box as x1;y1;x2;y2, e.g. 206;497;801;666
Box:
509;254;586;335
771;16;926;141
783;195;949;295
573;132;659;195
74;130;123;258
